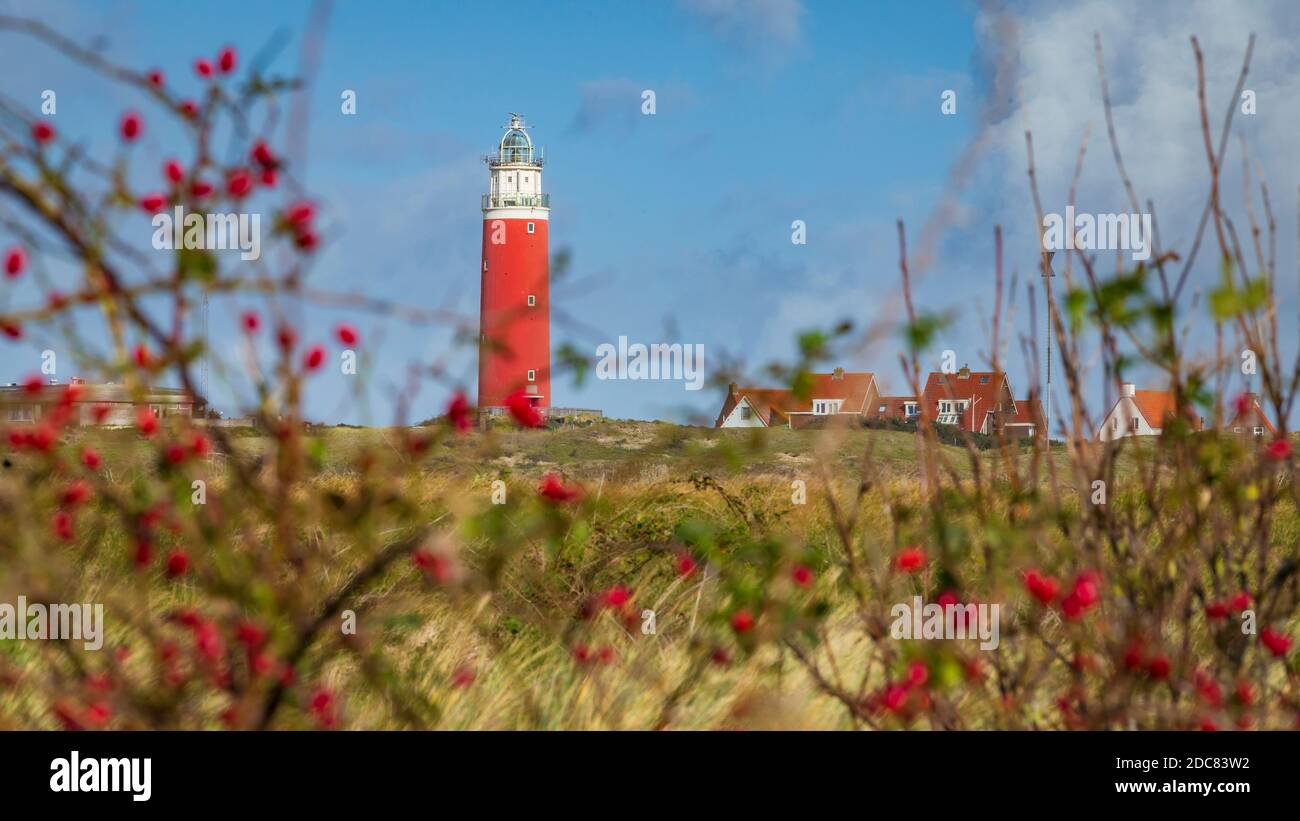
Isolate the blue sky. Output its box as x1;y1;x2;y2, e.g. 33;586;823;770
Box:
3;0;1298;431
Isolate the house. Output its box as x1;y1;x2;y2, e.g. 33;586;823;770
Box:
716;369;878;429
1001;397;1046;440
1096;382;1204;441
871;395;920;422
715;386;795;428
1225;393;1275;437
920;367;1017;434
0;378;202;427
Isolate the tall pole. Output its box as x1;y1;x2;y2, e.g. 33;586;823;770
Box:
1043;251;1056;440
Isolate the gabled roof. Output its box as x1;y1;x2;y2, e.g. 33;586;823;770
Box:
1227;394;1276;435
715;371;876;427
739;389;794;426
1100;387;1204;433
715;387;793;427
1128;389;1203;430
792;371;875;414
921;370;1012;421
1131;390;1176;428
1005;397;1044;426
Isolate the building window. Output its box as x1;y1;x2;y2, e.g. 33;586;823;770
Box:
8;405;33;422
979;376;989;384
527;294;536;307
1129;417;1139;432
527;222;535;234
812;399;843;415
739;406;753;420
904;402;918;417
1254;426;1265;435
1233;426;1242;433
878;404;886;413
527;369;536;382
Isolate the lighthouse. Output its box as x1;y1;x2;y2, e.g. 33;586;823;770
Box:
477;113;551;412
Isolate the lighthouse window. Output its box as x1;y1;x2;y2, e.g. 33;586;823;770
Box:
527;222;535;234
527;369;536;382
527;294;536;307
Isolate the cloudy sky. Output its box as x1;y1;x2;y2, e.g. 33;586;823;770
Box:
1;0;1297;430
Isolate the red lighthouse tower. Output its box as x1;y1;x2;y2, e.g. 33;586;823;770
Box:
478;113;550;412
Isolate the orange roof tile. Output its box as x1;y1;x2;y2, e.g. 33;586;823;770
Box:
921;370;1011;423
787;371;875;413
1227;395;1276;435
1006;398;1044;426
1131;390;1202;430
715;371;876;427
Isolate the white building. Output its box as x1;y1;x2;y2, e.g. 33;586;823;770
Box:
0;379;201;427
1097;382;1201;441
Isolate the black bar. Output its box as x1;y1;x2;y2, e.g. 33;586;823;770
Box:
1;730;1287;809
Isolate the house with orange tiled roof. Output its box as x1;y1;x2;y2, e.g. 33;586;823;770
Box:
870;395;921;423
715;368;878;429
1226;392;1275;437
1001;396;1046;440
1097;383;1205;441
920;366;1017;434
868;369;1044;439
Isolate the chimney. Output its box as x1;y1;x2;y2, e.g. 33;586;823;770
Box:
727;382;738;398
958;365;970;379
1121;382;1136;397
832;367;844;380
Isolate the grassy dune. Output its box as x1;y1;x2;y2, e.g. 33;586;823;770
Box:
1;419;1293;730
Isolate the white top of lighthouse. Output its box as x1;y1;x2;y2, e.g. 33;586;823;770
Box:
483;113;549;216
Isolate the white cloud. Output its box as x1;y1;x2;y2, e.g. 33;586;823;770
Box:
678;0;804;56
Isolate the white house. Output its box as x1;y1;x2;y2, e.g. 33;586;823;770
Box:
716;370;878;429
1097;383;1202;441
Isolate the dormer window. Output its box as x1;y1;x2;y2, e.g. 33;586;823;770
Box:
812;399;843;415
